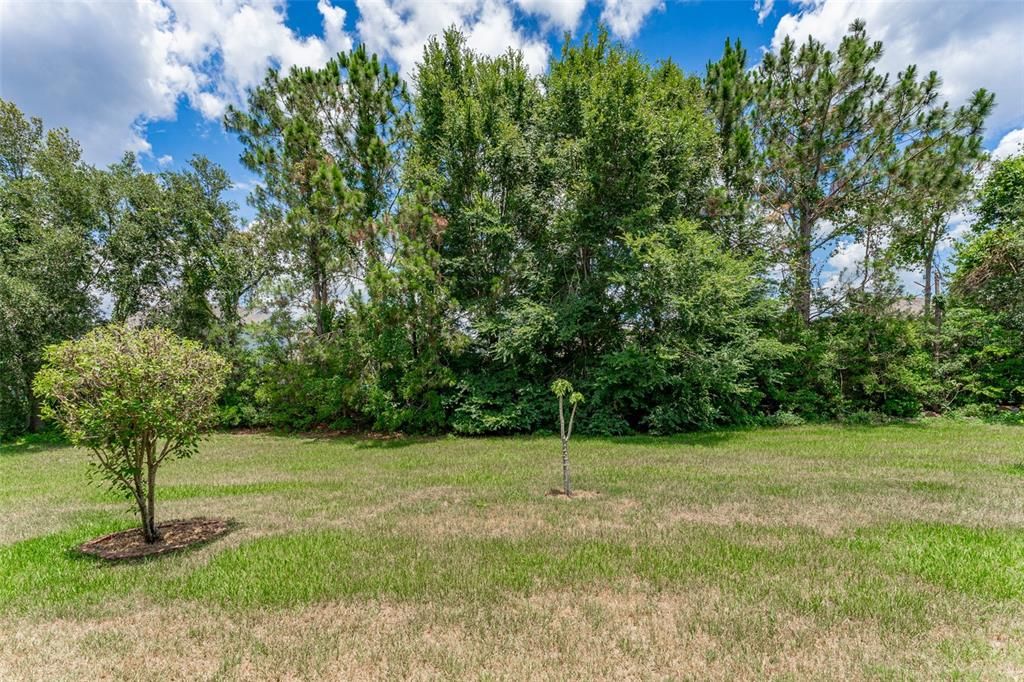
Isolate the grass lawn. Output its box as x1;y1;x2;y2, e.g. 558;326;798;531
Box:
1;421;1022;680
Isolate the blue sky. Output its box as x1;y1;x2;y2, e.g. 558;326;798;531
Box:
1;0;1022;226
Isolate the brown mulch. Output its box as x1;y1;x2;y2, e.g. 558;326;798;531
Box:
545;488;600;499
77;517;235;561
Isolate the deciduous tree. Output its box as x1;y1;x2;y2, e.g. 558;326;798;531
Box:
0;100;98;435
33;326;228;542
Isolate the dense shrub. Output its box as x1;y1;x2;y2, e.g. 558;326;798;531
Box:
935;307;1024;409
771;302;934;419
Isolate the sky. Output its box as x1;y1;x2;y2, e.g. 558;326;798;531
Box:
1;0;1023;287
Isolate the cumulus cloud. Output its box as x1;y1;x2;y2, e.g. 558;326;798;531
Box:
992;128;1024;161
0;0;352;164
514;0;588;31
827;240;866;274
600;0;665;40
355;0;552;80
754;0;774;25
1;0;676;164
770;0;1024;139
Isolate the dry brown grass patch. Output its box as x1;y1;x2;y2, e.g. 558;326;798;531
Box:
3;586;1013;681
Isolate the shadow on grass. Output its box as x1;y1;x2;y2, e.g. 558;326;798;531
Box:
347;435;445;450
603;429;744;448
0;433;69;457
221;428;444;450
74;518;241;564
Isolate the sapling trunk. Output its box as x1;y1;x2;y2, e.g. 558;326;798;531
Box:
561;431;572;497
558;394;578;496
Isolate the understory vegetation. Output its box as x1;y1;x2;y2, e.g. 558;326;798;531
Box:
1;423;1022;678
2;21;1023;438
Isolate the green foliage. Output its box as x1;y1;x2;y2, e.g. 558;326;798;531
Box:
952;155;1024;331
450;370;550;435
887;90;993;322
976;153;1024;228
766;411;805;428
773;299;935;419
2;29;1019;439
550;379;583;405
34;324;228;457
344;219;456;433
225;44;409;337
250;331;356;431
0;99;98;437
704;38;759;254
32;325;228;540
935;307;1024;408
97;153;258;342
747;20;992;322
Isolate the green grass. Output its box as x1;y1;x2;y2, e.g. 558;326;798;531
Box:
1;421;1022;680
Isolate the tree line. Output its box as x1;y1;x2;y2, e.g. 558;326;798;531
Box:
2;22;1022;438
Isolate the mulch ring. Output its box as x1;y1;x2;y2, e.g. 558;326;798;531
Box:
546;488;600;500
77;517;236;561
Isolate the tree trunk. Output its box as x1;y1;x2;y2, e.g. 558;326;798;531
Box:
795;211;813;324
25;373;42;433
922;254;933;321
309;234;330;337
145;458;160;543
933;269;944;363
133;435;160;543
27;399;43;433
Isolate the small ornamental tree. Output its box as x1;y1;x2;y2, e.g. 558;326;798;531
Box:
33;325;229;542
551;379;584;496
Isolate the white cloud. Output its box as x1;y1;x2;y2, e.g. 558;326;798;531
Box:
600;0;665;40
754;0;774;25
355;0;551;80
156;154;174;167
0;0;352;164
1;0;677;165
770;0;1024;141
992;127;1024;162
514;0;588;31
827;240;865;273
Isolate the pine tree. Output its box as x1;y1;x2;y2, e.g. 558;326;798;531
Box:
890;89;994;322
705;39;759;254
748;20;990;323
225;46;409;336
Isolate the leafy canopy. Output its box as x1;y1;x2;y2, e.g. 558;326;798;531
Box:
34;325;229;480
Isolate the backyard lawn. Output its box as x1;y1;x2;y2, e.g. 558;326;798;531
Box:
1;421;1022;680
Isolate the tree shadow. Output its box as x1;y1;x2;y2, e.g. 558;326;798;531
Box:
0;436;68;457
600;429;744;448
307;434;444;450
829;419;932;432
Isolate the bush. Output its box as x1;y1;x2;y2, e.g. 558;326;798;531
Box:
33;325;228;542
772;302;934;420
935;306;1024;409
767;411;805;427
947;404;1024;425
